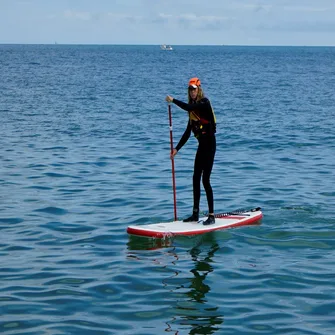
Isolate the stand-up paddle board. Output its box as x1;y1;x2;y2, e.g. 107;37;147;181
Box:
127;207;263;238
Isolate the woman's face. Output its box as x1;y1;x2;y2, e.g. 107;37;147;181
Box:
189;87;198;100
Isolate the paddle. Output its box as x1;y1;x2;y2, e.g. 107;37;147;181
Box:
168;103;178;221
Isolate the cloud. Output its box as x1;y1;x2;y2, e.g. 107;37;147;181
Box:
61;10;146;25
107;12;144;23
59;10;233;31
283;5;331;13
232;2;334;15
240;4;272;13
156;12;231;30
258;19;335;33
64;10;93;21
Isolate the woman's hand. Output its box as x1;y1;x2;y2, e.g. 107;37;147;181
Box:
165;95;173;103
170;148;177;160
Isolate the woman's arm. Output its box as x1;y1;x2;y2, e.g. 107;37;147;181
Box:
175;122;192;152
172;98;209;112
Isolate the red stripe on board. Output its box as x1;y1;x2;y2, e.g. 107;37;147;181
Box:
127;212;263;238
215;216;246;219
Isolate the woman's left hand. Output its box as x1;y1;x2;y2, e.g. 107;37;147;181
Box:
170;148;177;160
165;95;173;103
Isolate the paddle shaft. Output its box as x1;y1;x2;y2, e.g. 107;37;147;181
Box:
168;104;178;221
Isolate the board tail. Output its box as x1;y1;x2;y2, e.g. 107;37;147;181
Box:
213;207;261;218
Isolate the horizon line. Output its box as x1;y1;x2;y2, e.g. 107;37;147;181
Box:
0;43;334;48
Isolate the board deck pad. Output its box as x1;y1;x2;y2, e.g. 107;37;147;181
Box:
127;207;263;238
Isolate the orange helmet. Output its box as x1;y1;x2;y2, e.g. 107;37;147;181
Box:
188;77;201;88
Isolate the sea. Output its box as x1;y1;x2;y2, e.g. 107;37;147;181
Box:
0;44;334;335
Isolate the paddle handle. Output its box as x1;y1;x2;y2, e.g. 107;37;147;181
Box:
168;104;178;221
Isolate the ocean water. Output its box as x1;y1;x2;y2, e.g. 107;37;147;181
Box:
0;44;334;335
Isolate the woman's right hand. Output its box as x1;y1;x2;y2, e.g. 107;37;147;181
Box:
170;148;177;160
165;95;173;103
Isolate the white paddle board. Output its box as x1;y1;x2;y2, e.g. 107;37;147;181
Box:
127;207;263;238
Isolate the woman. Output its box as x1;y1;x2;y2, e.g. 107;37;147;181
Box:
166;77;217;225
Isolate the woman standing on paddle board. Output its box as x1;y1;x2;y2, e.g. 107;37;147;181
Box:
166;77;217;225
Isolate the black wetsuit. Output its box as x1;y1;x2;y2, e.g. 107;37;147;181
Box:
172;97;216;214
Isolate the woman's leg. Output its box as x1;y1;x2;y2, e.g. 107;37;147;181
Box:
192;148;203;213
202;137;216;213
183;147;202;222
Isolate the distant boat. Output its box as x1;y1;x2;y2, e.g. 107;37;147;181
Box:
160;44;173;51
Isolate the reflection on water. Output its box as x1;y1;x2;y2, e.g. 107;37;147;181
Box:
127;235;174;250
127;234;224;334
169;240;223;335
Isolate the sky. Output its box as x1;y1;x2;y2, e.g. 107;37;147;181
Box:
0;0;335;46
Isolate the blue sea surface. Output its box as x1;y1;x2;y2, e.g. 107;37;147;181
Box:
0;44;334;334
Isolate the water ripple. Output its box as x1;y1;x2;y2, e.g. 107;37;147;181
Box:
1;45;334;334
